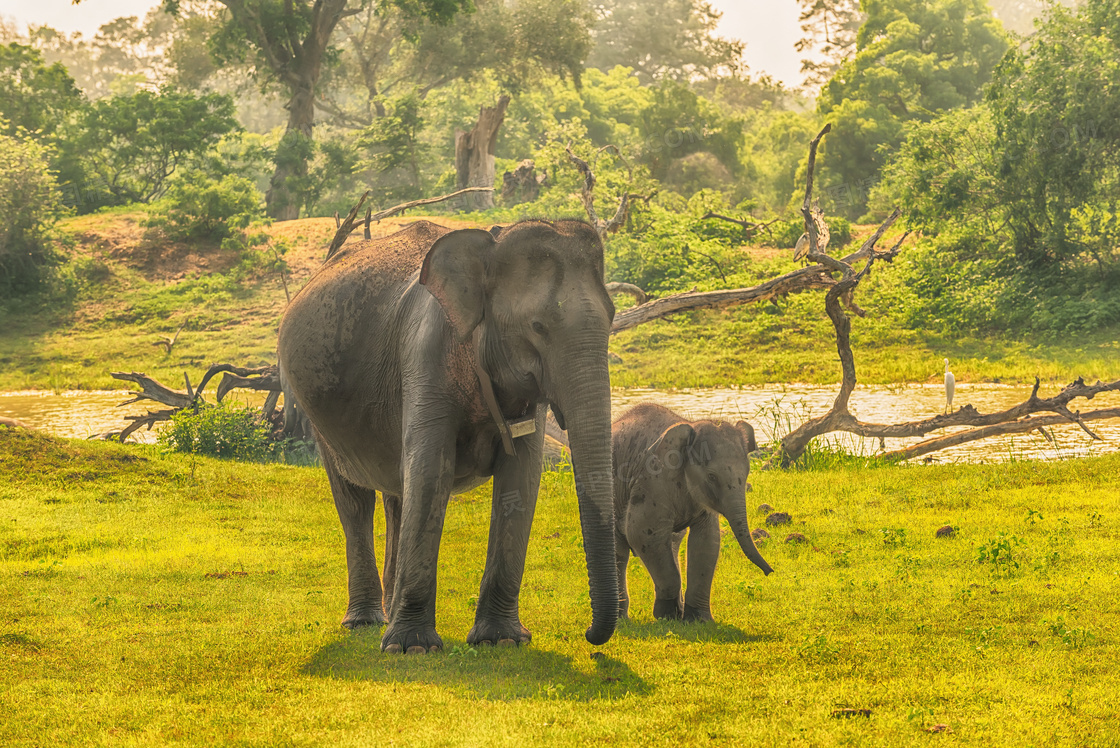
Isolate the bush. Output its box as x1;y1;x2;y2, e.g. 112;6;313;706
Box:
0;133;63;297
158;403;274;461
145;172;264;242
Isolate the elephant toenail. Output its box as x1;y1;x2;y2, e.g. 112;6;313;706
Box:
384;643;403;654
498;638;516;647
428;645;441;653
406;645;427;655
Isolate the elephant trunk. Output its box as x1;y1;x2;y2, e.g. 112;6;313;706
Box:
554;346;618;646
727;503;773;576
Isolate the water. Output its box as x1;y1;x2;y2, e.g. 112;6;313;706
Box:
3;384;1119;463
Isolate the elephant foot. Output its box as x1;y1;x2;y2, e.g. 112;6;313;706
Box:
381;621;442;654
341;605;387;629
467;618;532;647
652;598;684;620
682;604;713;623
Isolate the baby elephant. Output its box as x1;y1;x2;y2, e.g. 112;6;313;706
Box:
613;403;773;622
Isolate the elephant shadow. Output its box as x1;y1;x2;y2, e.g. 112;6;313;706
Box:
303;628;652;701
615;618;774;644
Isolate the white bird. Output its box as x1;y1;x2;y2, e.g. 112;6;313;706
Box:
944;358;955;414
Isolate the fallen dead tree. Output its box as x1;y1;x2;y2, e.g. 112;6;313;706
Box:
108;365;286;443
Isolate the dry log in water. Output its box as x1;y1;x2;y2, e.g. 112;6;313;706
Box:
881;405;1120;462
110;371;193;409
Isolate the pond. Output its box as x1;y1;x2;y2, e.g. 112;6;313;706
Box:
2;384;1119;464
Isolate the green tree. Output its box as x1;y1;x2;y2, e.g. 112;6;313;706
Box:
319;0;592;130
638;83;742;184
817;0;1008;218
586;0;743;84
986;0;1120;269
872;0;1120;335
796;0;864;88
64;89;238;206
0;43;84;139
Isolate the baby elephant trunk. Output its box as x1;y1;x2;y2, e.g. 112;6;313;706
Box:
727;508;773;576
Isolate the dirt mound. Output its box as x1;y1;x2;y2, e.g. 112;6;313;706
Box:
62;213;488;284
63;212;241;282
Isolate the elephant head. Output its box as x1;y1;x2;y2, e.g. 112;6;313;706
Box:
649;419;773;576
419;221;619;645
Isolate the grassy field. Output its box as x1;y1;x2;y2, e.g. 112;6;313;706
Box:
3;427;1119;745
2;212;1117;392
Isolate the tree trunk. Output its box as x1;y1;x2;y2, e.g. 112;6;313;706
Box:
266;79;316;220
501;159;544;205
455;95;510;211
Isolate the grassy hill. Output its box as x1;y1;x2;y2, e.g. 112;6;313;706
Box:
2;212;1118;392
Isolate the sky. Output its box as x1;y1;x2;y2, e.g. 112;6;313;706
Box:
0;0;808;87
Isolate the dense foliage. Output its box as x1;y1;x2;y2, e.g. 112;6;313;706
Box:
817;0;1008;219
2;0;1118;339
875;0;1120;336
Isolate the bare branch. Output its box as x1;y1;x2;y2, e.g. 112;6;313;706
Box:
152;323;186;355
605;282;648;305
324;188;494;261
110;372;192;409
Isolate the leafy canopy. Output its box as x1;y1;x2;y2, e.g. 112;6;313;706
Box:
817;0;1008;218
0;43;84;139
63;88;238;205
586;0;743;84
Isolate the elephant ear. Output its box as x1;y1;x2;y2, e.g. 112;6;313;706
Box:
419;228;496;340
648;422;696;469
734;420;758;454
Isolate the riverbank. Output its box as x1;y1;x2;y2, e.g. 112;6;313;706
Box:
2;212;1117;392
2;428;1118;744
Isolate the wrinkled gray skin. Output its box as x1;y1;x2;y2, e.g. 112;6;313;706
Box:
277;220;618;653
612;403;773;622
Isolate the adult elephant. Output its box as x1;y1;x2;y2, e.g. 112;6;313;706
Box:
278;219;618;653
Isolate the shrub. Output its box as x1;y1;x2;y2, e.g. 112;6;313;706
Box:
0;133;63;297
158;402;274;461
145;172;264;242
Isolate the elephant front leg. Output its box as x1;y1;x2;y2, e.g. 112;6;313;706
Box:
381;425;457;654
683;513;719;622
323;451;386;628
633;530;684;620
468;408;545;647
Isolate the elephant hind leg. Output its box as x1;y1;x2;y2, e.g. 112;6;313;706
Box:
322;449;387;628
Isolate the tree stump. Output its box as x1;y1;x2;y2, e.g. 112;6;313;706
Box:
501;159;545;204
455;95;511;211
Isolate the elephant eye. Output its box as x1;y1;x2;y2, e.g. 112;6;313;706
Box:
532;321;548;337
707;472;719;484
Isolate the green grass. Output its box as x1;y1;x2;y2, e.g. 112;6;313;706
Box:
3;427;1119;745
609;292;1120;388
2;213;1118;391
